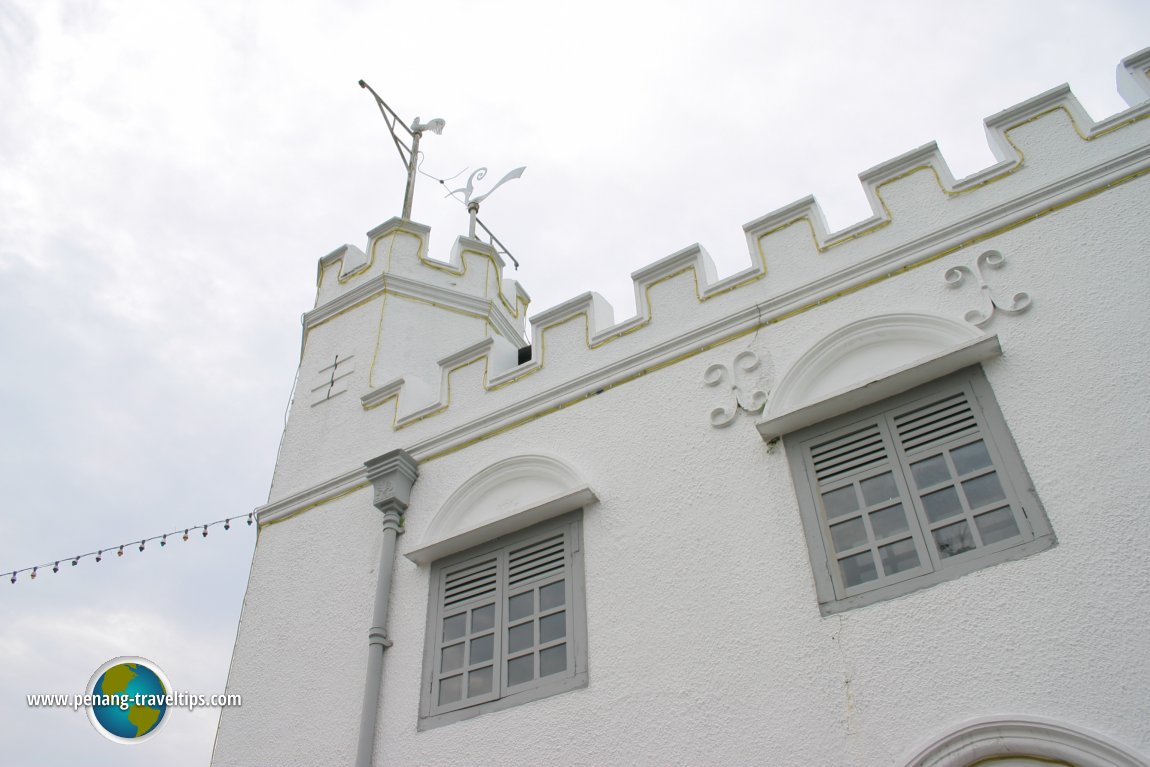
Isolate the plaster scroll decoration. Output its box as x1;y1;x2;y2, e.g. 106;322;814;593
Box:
704;350;771;428
944;249;1032;326
311;353;355;406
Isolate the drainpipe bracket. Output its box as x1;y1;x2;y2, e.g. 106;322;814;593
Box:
368;628;393;648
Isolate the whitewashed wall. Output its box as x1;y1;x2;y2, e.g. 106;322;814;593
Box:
214;55;1150;767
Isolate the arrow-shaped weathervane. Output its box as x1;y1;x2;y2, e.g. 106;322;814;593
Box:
449;166;526;240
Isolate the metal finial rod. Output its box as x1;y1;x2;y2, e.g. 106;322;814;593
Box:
467;202;479;239
403;131;423;220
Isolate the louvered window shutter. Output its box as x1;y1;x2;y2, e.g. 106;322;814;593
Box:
889;387;1029;565
428;521;577;717
806;420;930;596
794;368;1045;608
431;556;503;713
503;531;573;694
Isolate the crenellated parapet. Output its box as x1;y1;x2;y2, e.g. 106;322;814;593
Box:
1118;46;1150;106
265;48;1150;506
312;217;530;341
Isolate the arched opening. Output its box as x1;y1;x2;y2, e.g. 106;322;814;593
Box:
902;716;1148;767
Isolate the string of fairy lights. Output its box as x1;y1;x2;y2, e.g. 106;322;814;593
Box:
5;513;256;585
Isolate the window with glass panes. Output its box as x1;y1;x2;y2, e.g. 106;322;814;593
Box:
786;367;1053;613
420;513;587;727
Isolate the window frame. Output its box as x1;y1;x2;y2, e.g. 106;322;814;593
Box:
417;511;588;730
785;366;1054;615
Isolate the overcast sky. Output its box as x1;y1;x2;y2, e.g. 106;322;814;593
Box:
2;1;1147;763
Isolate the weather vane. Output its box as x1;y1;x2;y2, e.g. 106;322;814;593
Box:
359;80;525;268
358;79;445;220
442;166;525;268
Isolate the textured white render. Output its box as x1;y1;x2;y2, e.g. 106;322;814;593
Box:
213;50;1150;767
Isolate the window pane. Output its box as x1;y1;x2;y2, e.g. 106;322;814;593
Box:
951;440;992;475
830;517;868;553
861;472;898;506
467;666;493;697
921;485;963;523
539;611;566;643
470;634;494;664
439;674;462;705
933;520;976;558
962;472;1006;509
838;551;878;587
869;504;909;539
821;486;859;519
440;643;464;673
507;655;533;686
508;622;534;653
911;455;950;489
540;644;567;677
471;604;495;632
539;580;565;610
975;507;1021;545
442;613;466;642
878;538;920;575
508;592;534;621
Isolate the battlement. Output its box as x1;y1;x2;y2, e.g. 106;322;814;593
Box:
313;217;531;343
269;48;1150;502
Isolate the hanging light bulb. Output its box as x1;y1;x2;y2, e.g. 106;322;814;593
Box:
117;546;124;557
71;557;79;566
11;571;17;584
52;561;59;573
224;519;231;531
138;540;146;552
202;525;208;538
96;550;103;563
160;534;167;547
183;529;189;542
247;513;254;526
30;567;37;580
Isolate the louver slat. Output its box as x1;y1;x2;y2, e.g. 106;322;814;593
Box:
811;424;888;484
443;558;497;607
508;534;565;586
895;393;977;452
813;429;885;464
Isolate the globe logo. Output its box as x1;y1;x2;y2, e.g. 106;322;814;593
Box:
85;656;171;743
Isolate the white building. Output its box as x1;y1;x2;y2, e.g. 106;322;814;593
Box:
213;49;1150;767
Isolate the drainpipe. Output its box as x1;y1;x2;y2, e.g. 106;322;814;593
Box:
356;449;418;767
